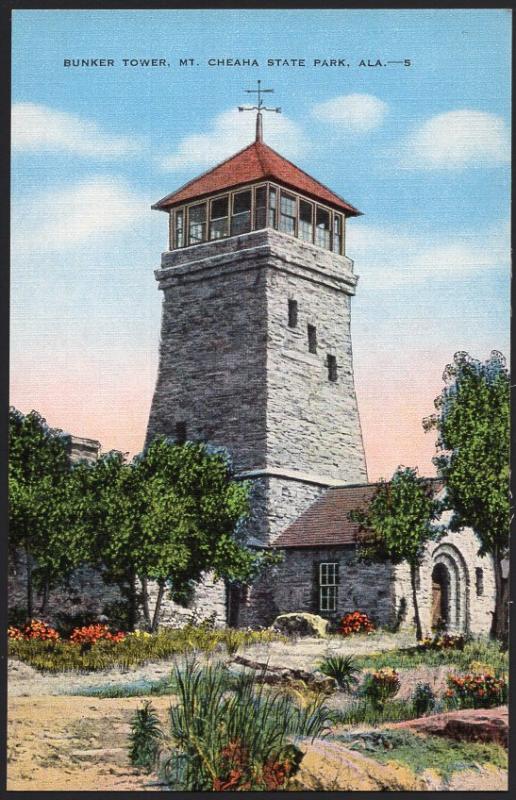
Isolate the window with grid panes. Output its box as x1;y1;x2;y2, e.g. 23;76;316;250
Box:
319;562;338;612
254;186;267;229
188;203;206;244
231;190;252;235
316;206;331;250
268;186;277;228
333;213;342;254
299;199;313;243
279;191;296;235
175;209;184;248
210;196;229;239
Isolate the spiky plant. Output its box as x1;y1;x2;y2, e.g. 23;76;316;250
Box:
317;654;360;691
128;700;164;772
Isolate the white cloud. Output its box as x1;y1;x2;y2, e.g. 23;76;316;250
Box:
12;102;142;158
348;220;510;288
160;107;308;170
12;175;147;254
311;94;388;132
399;110;510;170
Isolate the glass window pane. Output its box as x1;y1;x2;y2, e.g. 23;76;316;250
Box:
333;214;342;254
233;190;252;214
254;186;266;229
299;200;313;243
268;187;277;228
211;196;228;220
188;203;206;245
210;217;228;239
316;207;331;250
280;191;296;235
231;211;251;235
175;209;184;248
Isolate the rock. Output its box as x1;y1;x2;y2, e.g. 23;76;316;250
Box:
231;655;336;693
287;737;424;791
392;706;508;748
270;612;329;638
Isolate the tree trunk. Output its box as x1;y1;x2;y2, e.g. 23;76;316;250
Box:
141;576;152;630
410;562;423;641
39;576;50;616
26;546;33;621
151;580;166;633
490;550;508;644
127;571;137;632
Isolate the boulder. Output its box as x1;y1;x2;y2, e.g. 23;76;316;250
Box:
270;612;329;638
392;706;508;748
287;737;424;791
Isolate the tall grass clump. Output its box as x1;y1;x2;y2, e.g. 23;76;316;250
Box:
129;701;164;772
161;659;331;791
355;638;508;675
317;655;359;691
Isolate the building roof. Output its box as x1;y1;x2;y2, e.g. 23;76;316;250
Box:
272;479;444;549
153;139;362;216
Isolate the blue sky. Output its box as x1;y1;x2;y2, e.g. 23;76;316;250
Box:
11;8;511;479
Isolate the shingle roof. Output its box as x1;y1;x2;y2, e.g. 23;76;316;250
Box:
153;139;361;216
272;479;445;549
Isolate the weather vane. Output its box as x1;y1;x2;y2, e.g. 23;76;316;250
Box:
239;80;281;142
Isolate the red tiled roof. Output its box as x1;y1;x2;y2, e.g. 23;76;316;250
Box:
153;139;361;216
273;479;445;549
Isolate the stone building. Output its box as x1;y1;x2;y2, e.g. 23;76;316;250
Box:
145;115;496;635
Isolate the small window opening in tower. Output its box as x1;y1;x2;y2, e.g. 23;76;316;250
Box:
288;299;298;328
316;206;331;249
231;190;252;235
175;421;187;444
210;195;229;239
475;567;484;596
188;203;207;245
307;324;317;354
174;209;184;248
268;186;278;229
254;185;267;229
279;191;297;236
327;354;338;382
299;199;314;243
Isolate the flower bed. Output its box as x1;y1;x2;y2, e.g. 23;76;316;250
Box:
338;611;375;637
445;672;508;709
417;633;466;652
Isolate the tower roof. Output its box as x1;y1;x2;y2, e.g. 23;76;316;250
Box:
153;139;362;216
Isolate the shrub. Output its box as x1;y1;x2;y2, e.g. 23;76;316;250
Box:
317;655;359;692
69;624;125;646
223;629;241;657
417;633;466;652
445;672;507;709
338;611;375;637
412;682;436;716
11;619;60;642
362;668;400;710
129;700;164;772
161;659;330;790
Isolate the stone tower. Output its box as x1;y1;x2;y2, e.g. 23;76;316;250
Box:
146;123;367;623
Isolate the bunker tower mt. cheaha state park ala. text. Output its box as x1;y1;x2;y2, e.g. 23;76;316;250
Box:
146;87;366;625
146;87;496;633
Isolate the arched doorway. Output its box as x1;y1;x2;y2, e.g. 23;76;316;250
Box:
431;563;450;630
430;543;470;633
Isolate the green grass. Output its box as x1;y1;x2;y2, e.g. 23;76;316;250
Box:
160;658;332;791
330;697;423;726
69;675;180;698
335;728;507;781
354;638;508;675
8;626;283;673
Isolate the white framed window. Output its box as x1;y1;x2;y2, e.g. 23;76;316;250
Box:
188;202;207;245
319;562;338;612
231;190;252;235
280;191;297;236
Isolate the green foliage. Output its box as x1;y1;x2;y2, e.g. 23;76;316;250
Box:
424;351;510;640
412;682;436;716
317;655;359;691
361;668;401;710
355;638;508;674
162;659;331;790
331;698;417;726
350;466;442;640
8;625;283;672
8;408;92;616
129;700;164;772
336;728;507;780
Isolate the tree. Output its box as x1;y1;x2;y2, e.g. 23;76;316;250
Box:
8;408;90;618
91;437;266;631
137;437;257;631
350;466;442;641
423;351;510;642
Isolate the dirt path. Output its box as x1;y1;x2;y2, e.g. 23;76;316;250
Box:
8;695;173;791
